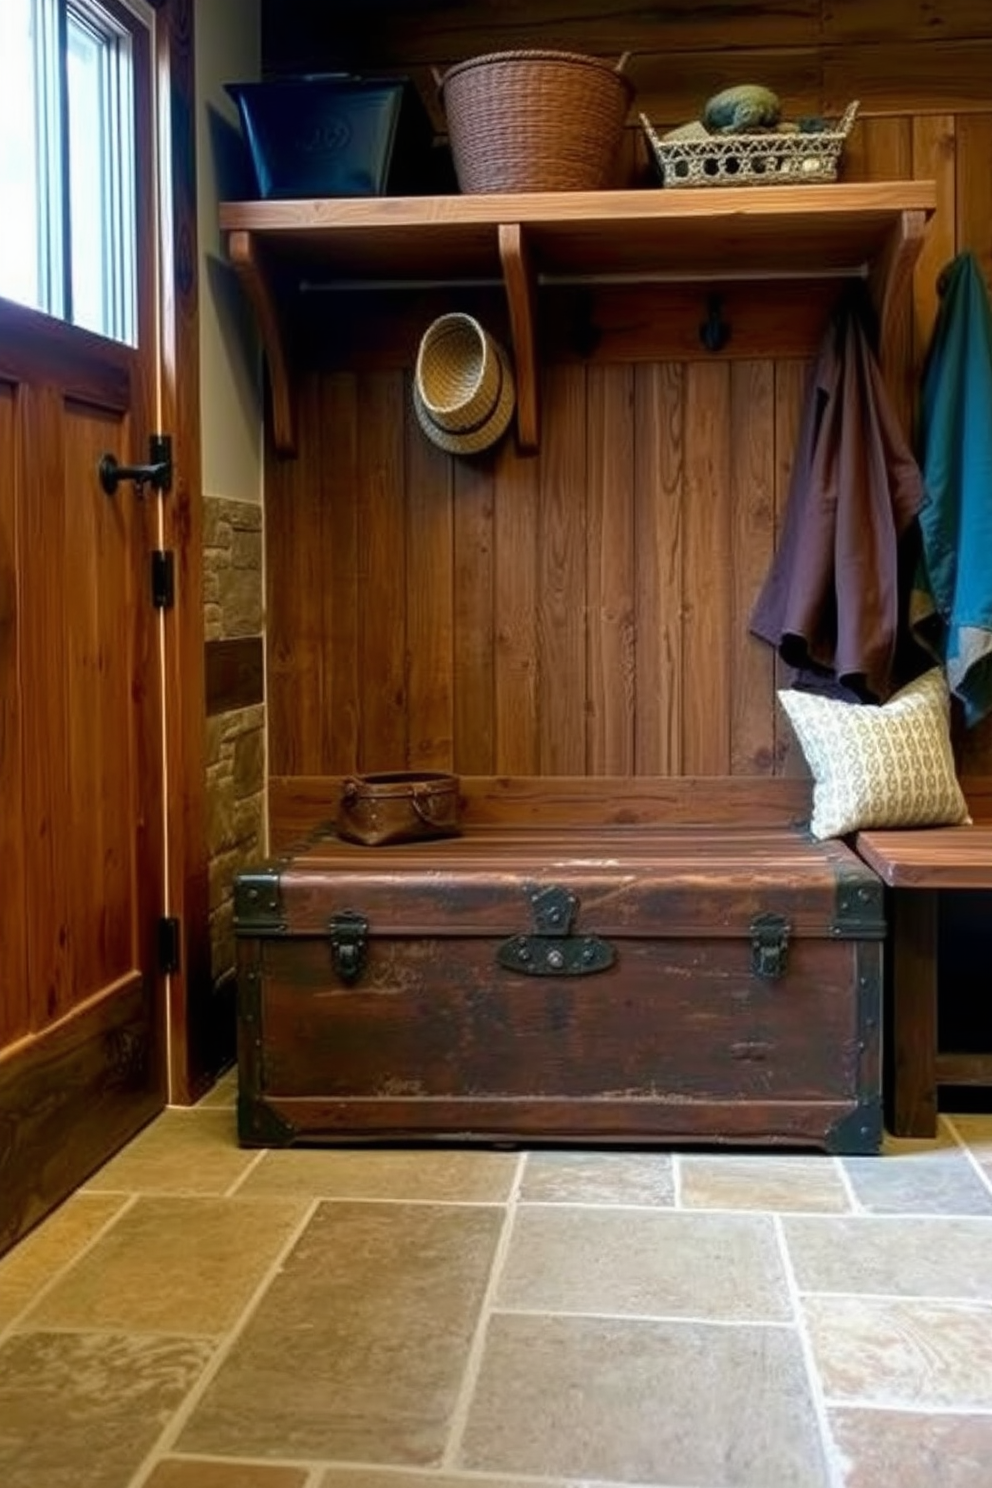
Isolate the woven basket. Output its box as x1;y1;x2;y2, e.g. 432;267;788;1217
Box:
437;49;634;193
641;102;860;189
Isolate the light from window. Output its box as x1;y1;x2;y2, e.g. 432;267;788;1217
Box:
0;0;138;344
67;2;137;341
0;0;44;311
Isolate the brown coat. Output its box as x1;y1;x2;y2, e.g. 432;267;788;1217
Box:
750;292;923;702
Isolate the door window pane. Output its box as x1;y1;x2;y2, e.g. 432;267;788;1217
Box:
0;0;43;309
67;4;137;342
0;0;139;343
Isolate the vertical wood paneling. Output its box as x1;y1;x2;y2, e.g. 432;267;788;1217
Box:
538;365;587;774
266;373;326;774
64;405;137;1007
772;361;812;778
911;115;957;378
861;116;915;432
357;372;407;769
634;364;684;775
322;373;361;772
20;386;72;1024
730;362;776;775
586;366;635;774
405;382;454;767
955;113;992;286
452;454;495;772
494;438;539;773
681;362;732;774
0;384;28;1045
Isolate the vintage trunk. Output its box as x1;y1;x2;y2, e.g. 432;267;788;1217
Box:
235;823;884;1154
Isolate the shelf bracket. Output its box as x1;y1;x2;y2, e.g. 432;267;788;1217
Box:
498;223;539;454
867;209;928;381
226;229;296;457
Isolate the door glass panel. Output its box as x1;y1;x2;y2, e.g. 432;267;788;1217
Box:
67;2;137;342
0;0;137;342
0;0;46;311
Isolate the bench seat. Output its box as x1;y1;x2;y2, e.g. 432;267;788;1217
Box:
854;824;992;1137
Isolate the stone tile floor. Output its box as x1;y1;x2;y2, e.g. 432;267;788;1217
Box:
2;1077;992;1488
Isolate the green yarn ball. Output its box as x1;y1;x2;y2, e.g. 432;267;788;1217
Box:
703;85;782;134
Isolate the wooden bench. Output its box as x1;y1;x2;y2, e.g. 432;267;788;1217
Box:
854;822;992;1138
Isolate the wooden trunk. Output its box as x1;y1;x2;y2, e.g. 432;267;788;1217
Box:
235;822;884;1154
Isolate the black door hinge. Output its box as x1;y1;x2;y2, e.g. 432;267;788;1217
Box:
152;550;175;608
158;916;181;975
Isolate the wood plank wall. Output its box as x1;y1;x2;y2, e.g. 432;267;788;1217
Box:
261;0;992;788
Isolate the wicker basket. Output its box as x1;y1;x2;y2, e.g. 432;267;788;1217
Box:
641;101;859;188
437;49;634;193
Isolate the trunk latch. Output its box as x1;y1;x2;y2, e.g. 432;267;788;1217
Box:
497;884;615;977
750;912;791;979
328;909;369;985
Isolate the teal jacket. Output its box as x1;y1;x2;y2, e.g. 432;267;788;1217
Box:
913;252;992;726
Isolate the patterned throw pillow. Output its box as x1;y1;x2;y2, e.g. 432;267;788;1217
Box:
778;668;971;840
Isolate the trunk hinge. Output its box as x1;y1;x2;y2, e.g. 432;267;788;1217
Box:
151;550;175;608
158;915;181;975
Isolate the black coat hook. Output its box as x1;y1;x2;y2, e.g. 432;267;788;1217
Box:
700;294;731;353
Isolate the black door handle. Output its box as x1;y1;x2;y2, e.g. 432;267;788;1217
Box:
98;435;172;495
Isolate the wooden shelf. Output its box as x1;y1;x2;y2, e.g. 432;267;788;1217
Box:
220;181;936;456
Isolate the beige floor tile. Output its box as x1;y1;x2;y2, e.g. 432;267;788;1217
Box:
0;1330;212;1488
144;1461;308;1487
0;1192;128;1327
680;1154;851;1212
803;1296;992;1409
520;1150;674;1206
19;1196;306;1336
317;1473;577;1488
843;1129;992;1215
949;1114;992;1186
178;1201;502;1466
498;1206;791;1320
238;1147;518;1203
458;1312;829;1486
195;1068;239;1108
783;1214;992;1300
84;1108;256;1195
829;1407;992;1488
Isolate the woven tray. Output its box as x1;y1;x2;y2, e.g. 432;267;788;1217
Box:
641;101;859;188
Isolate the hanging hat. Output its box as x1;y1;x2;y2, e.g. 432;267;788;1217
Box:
413;312;516;455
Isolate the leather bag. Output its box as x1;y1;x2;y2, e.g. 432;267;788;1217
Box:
336;771;461;846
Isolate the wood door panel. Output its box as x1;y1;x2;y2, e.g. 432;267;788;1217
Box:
19;385;74;1026
0;976;159;1255
62;403;149;1009
0;383;28;1048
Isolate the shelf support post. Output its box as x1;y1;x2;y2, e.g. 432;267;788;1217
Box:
498;223;539;454
867;209;928;385
226;229;296;457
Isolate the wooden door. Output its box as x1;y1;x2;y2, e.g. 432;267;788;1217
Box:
0;1;170;1256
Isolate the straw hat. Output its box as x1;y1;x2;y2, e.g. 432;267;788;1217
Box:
413;312;516;455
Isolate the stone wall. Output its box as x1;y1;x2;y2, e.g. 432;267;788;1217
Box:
204;495;265;982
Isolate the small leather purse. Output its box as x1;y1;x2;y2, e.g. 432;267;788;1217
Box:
336;771;461;846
